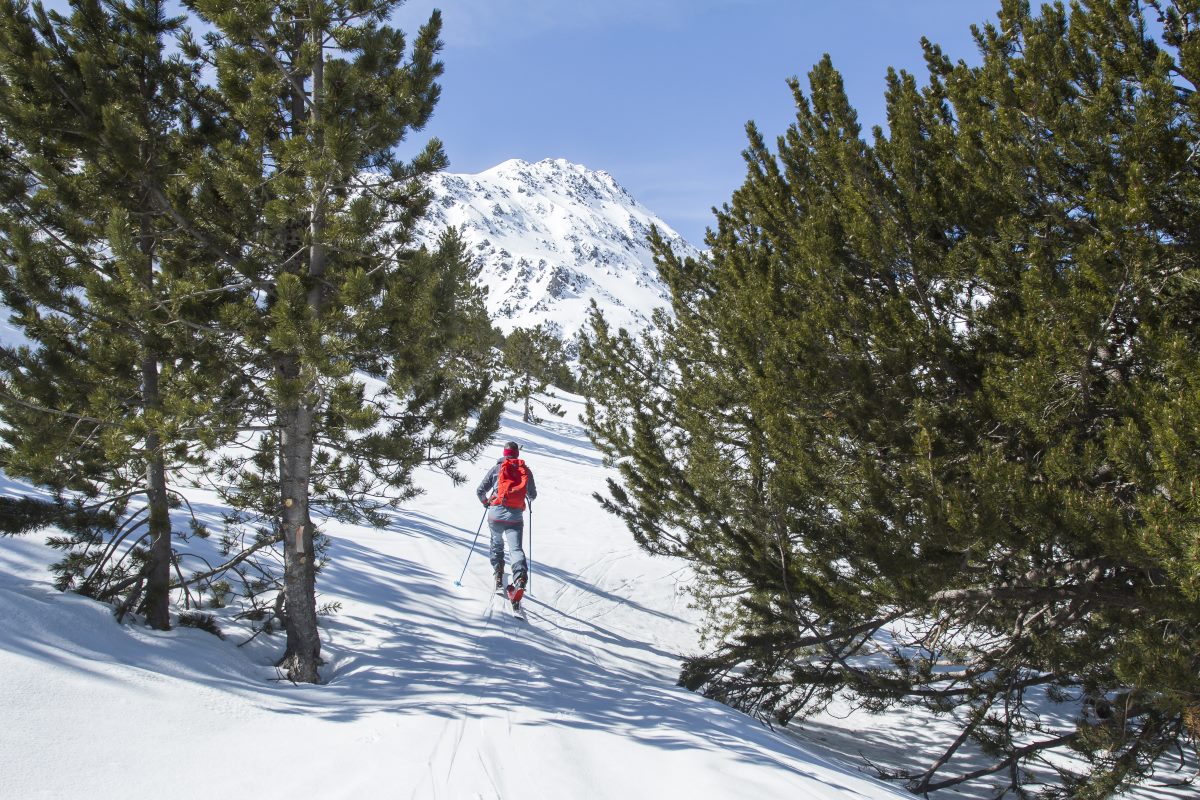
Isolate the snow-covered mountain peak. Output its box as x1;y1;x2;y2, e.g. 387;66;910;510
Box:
479;157;634;205
417;158;701;342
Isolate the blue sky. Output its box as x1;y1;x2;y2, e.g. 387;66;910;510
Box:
36;0;1004;244
390;1;1005;244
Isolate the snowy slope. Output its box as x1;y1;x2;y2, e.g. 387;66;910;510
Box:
416;158;702;340
0;392;915;800
3;162;1188;799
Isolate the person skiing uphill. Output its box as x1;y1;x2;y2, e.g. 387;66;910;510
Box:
476;441;537;612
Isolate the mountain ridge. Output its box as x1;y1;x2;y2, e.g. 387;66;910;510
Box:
415;157;701;341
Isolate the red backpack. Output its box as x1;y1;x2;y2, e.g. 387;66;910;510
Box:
492;458;529;510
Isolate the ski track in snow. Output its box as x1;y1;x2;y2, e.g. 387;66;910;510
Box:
0;394;903;800
2;394;1193;799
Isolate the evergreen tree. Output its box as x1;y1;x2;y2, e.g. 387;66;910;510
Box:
181;0;501;682
581;1;1200;795
0;0;240;629
502;324;568;423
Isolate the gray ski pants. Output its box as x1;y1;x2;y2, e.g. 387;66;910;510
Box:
488;520;527;586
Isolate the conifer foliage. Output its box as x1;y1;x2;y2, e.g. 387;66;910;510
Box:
0;0;500;682
178;0;500;682
0;0;239;630
502;324;568;423
582;1;1200;794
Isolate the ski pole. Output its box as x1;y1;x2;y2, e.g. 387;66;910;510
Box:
454;508;488;587
526;501;533;594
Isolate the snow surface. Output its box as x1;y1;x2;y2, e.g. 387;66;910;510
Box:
0;393;921;800
3;160;1192;800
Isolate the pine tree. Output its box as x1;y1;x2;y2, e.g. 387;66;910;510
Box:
180;0;501;682
581;1;1200;795
502;324;568;423
0;0;240;629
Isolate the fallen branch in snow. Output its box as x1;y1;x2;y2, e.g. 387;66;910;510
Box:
170;531;284;591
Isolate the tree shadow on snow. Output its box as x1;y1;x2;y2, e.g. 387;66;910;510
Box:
364;505;688;627
495;409;604;468
0;472;880;790
258;534;866;788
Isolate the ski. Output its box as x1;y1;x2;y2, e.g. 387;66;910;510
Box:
506;585;526;620
487;585;524;619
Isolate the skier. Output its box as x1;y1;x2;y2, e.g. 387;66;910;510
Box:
476;440;537;613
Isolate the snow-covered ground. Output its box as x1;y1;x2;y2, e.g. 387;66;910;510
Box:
0;391;921;800
3;389;1196;799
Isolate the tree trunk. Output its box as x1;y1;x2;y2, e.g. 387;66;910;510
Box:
276;17;326;683
278;391;320;682
137;204;172;631
140;412;172;630
522;372;532;423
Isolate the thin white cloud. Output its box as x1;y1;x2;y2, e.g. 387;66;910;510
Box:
393;0;764;48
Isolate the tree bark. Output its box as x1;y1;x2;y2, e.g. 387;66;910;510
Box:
276;15;326;683
140;393;173;630
278;392;320;682
522;372;532;422
137;200;172;631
